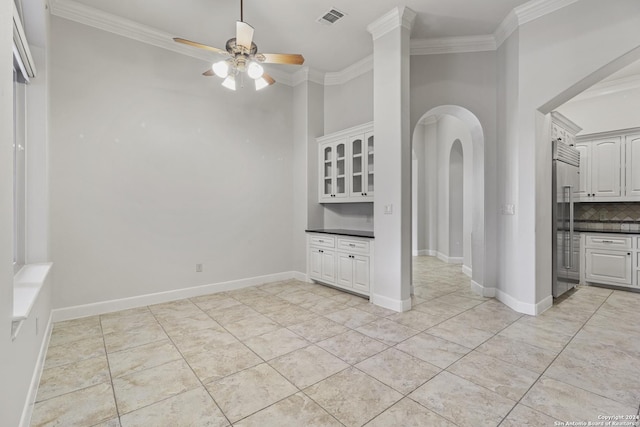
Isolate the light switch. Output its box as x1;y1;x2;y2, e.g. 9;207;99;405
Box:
501;204;515;215
384;204;393;214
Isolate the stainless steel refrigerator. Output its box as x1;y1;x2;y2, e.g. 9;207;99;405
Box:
552;139;581;298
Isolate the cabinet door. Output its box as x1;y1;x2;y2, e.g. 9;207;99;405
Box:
591;138;622;198
625;134;640;197
334;142;348;199
349;134;365;198
321;250;336;283
352;255;370;292
336;253;354;288
309;248;323;279
365;132;374;199
585;248;631;286
320;144;334;201
575;143;591;199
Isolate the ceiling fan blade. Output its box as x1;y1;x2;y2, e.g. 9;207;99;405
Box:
236;21;254;51
262;72;275;86
202;69;215;76
173;37;228;55
256;53;304;65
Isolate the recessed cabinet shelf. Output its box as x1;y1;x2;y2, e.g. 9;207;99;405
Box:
317;122;374;203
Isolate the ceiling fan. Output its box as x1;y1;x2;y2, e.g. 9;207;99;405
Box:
174;0;304;91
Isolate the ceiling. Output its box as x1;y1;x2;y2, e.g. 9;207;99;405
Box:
64;0;531;72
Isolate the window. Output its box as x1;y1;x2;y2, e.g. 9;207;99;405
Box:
13;61;27;272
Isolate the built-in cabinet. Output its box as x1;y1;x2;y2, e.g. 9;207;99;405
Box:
307;232;374;296
318;122;374;203
583;233;638;289
575;128;640;202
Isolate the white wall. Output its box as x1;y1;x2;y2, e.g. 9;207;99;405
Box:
414;116;472;267
449;140;464;258
556;87;640;135
324;71;373;135
323;203;374;231
49;18;296;309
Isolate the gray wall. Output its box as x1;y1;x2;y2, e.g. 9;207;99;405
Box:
324;71;373;135
50;18;296;308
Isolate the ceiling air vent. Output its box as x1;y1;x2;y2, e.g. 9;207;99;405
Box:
317;8;346;25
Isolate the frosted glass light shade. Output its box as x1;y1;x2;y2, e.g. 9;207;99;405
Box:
255;77;269;91
247;61;264;80
222;75;236;91
212;61;229;78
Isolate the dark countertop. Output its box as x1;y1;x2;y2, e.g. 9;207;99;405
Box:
306;229;374;238
575;229;640;235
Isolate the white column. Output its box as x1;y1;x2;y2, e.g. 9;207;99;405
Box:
367;7;415;312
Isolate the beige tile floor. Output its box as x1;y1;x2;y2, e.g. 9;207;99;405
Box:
31;256;640;426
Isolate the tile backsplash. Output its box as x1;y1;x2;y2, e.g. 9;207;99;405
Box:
575;202;640;222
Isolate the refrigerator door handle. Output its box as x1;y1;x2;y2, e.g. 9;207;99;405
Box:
567;185;574;270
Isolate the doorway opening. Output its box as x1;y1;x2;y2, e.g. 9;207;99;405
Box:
410;106;486;300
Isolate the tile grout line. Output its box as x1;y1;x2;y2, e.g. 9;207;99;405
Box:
99;314;122;426
495;290;614;425
146;303;234;427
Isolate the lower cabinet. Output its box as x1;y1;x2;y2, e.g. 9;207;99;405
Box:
585;248;632;286
307;233;374;296
583;233;636;289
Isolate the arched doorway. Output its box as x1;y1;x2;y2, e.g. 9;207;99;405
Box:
411;105;486;294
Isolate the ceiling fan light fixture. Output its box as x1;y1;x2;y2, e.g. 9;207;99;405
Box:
212;60;230;78
247;61;264;79
222;75;236;91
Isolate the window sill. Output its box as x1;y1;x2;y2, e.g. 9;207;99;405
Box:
12;263;52;322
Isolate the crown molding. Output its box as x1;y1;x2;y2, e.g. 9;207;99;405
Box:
410;35;496;55
325;55;373;86
566;74;640;104
367;6;417;41
291;67;325;86
50;0;214;63
494;0;580;47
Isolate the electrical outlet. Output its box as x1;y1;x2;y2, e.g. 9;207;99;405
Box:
195;264;203;272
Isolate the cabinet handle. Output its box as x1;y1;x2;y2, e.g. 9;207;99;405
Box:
318;240;324;243
319;249;324;253
349;244;356;247
628;252;631;256
602;240;615;243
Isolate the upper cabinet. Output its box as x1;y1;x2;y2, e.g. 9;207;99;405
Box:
576;137;622;200
318;122;374;203
576;128;640;202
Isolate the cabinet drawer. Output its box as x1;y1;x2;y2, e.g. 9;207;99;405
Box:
585;235;632;250
337;238;370;254
309;235;336;248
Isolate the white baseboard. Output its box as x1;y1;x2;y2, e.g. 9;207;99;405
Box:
52;271;299;322
19;312;53;427
462;265;472;277
471;280;495;297
370;293;412;312
292;271;308;282
414;249;435;256
436;252;463;264
482;288;553;316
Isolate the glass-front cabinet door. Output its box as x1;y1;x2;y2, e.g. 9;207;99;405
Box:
349;132;373;200
321;144;333;200
320;140;348;201
350;136;364;197
335;141;347;198
365;132;374;197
